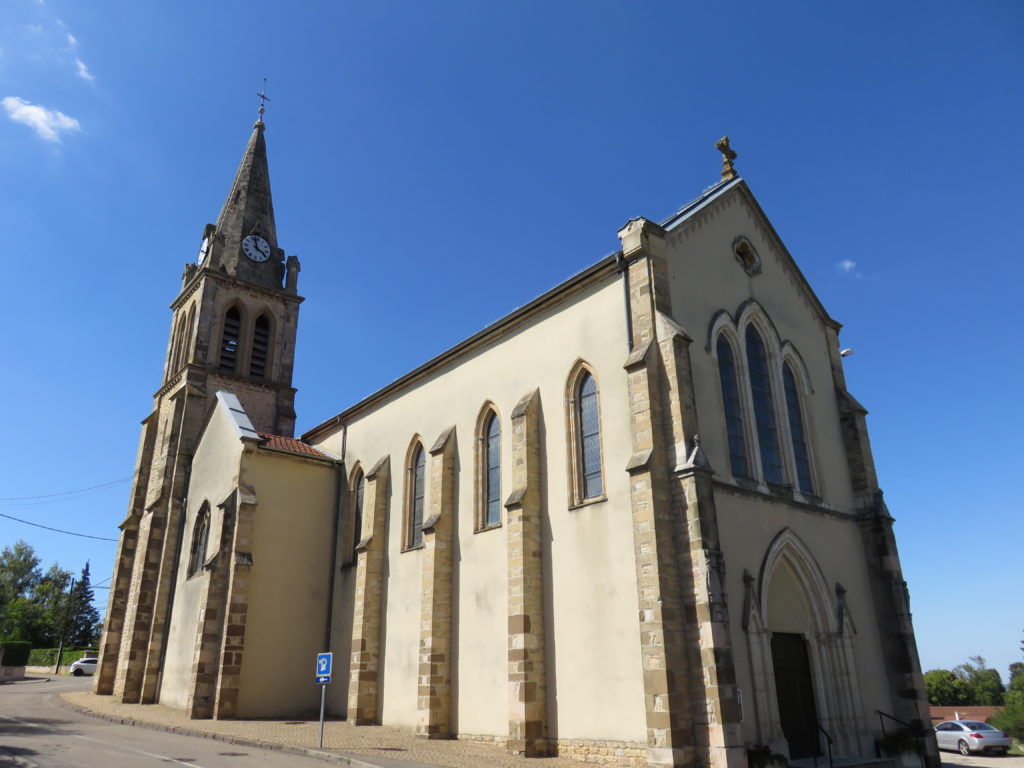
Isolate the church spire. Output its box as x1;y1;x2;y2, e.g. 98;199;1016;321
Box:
215;120;278;255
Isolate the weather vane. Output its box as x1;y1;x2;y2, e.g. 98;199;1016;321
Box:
256;78;271;123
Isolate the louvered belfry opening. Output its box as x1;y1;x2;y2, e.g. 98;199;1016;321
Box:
219;307;241;372
250;314;270;378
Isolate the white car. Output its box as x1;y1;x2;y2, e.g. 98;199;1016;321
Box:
934;720;1012;755
69;657;97;677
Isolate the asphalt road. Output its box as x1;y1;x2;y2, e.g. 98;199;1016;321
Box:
0;676;346;768
939;750;1024;768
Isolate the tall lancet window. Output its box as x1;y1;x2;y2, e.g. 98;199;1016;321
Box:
577;372;603;500
351;470;365;557
219;307;241;372
406;444;426;549
745;325;784;485
483;411;501;528
250;314;270;378
716;336;749;478
783;362;814;494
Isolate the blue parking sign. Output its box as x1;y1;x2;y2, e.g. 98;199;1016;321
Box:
315;652;332;684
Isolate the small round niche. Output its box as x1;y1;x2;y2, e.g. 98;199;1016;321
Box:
733;236;761;276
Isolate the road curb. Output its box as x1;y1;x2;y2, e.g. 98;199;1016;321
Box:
56;695;418;768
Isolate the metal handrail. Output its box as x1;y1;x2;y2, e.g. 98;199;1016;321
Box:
815;722;834;768
875;709;913;735
874;709;927;768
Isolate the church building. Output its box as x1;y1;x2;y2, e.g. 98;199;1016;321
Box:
95;117;937;768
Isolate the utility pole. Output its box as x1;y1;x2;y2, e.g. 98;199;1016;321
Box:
53;577;76;675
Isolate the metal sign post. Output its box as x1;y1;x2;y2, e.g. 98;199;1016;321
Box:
315;652;332;749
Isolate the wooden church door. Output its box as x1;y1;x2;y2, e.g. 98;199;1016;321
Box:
771;632;820;759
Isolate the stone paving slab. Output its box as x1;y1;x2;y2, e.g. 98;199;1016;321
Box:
60;690;582;768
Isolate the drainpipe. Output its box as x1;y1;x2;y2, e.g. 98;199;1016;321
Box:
323;420;347;655
616;252;634;353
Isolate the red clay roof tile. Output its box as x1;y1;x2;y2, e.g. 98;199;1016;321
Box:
257;433;331;460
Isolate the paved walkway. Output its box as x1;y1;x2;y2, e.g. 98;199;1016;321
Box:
56;680;582;768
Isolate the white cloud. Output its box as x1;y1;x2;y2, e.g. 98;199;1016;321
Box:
838;259;857;274
75;58;93;82
67;33;78;47
2;96;80;142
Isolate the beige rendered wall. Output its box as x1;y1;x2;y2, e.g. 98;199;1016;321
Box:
311;274;647;743
159;399;246;709
664;189;854;511
235;449;338;718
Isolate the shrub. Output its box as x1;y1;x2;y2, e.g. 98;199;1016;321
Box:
1;641;32;666
26;647;98;667
991;691;1024;740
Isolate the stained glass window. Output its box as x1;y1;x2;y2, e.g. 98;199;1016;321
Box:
409;445;425;547
745;326;784;485
784;363;814;494
578;372;603;499
484;412;501;527
717;336;749;478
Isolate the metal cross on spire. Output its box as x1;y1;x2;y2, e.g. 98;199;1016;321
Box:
256;78;271;123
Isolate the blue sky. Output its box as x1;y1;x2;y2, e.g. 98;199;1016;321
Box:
1;1;1021;679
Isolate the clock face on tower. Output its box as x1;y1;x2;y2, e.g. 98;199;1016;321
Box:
197;236;209;265
242;234;271;262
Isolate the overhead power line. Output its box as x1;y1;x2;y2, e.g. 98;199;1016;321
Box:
0;476;131;502
0;512;118;542
0;479;132;507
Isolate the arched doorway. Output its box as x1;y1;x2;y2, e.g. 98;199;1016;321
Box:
742;529;869;760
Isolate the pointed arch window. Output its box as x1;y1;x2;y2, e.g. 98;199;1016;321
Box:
351;469;365;558
170;315;186;374
479;410;501;529
783;362;814;494
219;307;241;372
574;370;604;502
716;335;750;478
406;444;426;549
188;504;210;578
745;325;784;485
182;305;196;368
249;314;270;378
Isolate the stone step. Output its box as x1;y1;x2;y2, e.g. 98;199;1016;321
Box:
791;757;896;768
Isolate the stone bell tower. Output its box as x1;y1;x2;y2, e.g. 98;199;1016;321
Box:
94;111;303;704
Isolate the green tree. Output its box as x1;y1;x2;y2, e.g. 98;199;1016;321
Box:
67;562;100;647
0;541;42;629
990;636;1024;738
34;565;72;646
954;656;1005;706
0;542;72;646
924;669;970;705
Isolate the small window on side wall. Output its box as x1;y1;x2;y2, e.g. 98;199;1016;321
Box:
568;365;604;505
188;504;210;578
406;443;426;549
350;469;365;557
478;409;501;530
